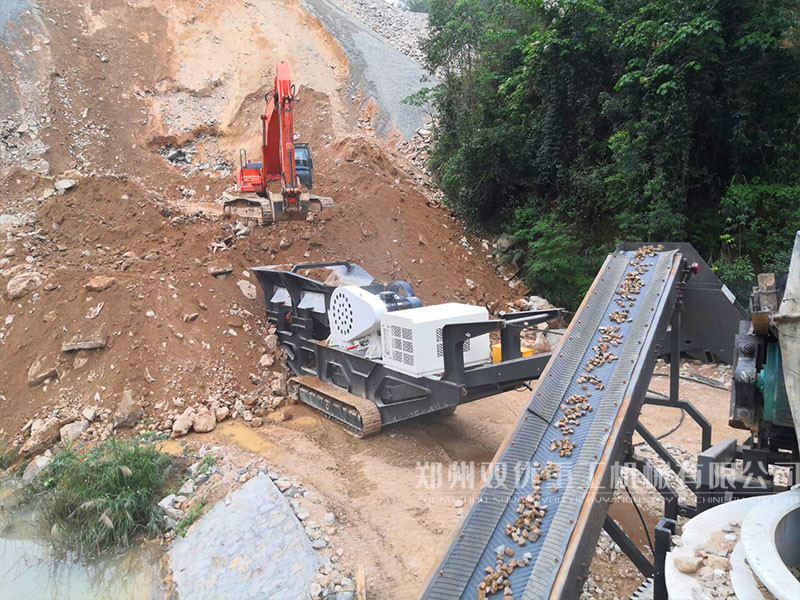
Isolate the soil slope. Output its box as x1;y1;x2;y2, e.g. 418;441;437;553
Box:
0;0;519;448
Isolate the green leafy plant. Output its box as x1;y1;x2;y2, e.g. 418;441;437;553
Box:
33;439;174;556
0;434;19;470
174;497;207;537
712;255;755;302
197;454;216;476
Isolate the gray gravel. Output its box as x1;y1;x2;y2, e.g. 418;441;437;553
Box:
303;0;434;139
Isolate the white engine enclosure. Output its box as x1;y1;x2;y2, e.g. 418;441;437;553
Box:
327;286;387;357
380;303;490;377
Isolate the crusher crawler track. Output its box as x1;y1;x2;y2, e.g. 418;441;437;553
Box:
294;376;383;438
420;246;686;600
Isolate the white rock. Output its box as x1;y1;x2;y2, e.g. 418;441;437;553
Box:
22;455;51;482
236;280;257;300
674;555;703;574
7;271;44;300
60;420;89;443
54;179;77;191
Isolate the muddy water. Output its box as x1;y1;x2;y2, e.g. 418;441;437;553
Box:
0;483;164;600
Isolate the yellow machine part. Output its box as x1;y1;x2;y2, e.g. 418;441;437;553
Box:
491;343;533;363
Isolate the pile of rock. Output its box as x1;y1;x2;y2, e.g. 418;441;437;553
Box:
673;521;739;600
157;143;196;167
144;331;293;438
398;125;434;174
13;388;146;458
0;114;50;174
334;0;429;64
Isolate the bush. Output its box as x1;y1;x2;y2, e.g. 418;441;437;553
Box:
719;183;800;274
0;434;19;469
712;255;755;302
36;439;174;556
513;210;604;310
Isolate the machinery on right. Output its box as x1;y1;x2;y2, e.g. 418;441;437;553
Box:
670;231;800;600
420;234;800;600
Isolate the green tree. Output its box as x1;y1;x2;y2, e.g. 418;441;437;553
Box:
422;0;800;308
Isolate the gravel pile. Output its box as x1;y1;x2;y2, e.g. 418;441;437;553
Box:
332;0;429;64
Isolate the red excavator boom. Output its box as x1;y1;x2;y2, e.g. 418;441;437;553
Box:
236;61;302;204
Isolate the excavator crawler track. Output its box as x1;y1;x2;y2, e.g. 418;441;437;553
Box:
293;376;382;438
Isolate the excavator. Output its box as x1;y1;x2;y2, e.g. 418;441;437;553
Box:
223;61;332;225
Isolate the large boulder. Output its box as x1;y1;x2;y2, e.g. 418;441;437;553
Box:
191;407;216;433
215;406;230;422
113;389;143;429
264;334;280;353
20;418;63;456
22;455;51;482
172;408;195;437
7;271;44;300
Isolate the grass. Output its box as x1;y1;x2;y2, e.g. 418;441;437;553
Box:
0;434;19;470
136;430;169;444
174;497;207;537
34;438;175;556
197;454;216;476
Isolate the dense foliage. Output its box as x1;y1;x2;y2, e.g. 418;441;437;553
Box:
36;439;174;556
417;0;800;308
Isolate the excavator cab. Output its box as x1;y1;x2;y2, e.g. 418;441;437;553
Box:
294;143;313;190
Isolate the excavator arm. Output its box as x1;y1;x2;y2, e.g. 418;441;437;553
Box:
228;60;333;224
236;61;303;204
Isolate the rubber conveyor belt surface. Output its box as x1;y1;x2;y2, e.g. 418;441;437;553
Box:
420;248;683;600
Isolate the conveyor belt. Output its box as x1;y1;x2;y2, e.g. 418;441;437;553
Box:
420;247;684;600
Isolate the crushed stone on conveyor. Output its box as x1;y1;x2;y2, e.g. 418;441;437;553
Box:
473;244;665;599
422;242;677;600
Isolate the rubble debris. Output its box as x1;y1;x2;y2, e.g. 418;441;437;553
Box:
61;333;108;352
208;263;233;277
85;275;116;292
27;357;58;386
20;417;72;456
113;389;143;429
